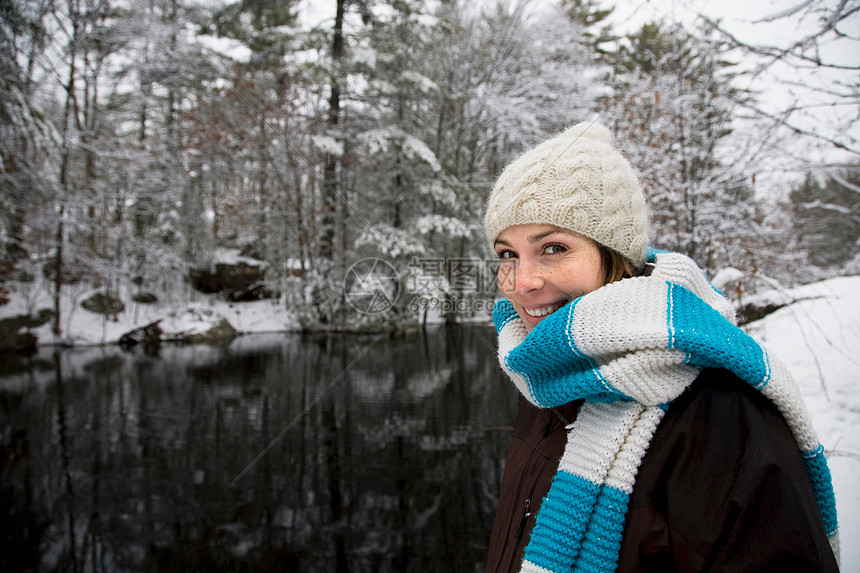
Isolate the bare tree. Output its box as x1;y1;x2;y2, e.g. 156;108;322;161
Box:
701;0;860;168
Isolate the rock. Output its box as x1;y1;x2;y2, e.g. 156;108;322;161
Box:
0;310;52;353
119;320;162;349
180;317;238;344
161;306;239;345
736;301;788;326
0;329;37;354
189;261;273;301
735;288;795;326
81;292;125;317
131;292;158;304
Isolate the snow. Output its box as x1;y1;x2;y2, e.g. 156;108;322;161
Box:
311;134;345;157
357;128;441;172
419;181;457;208
402;134;441;171
213;247;270;268
743;275;860;569
354;225;426;258
400;70;439;94
194;32;252;63
360;127;397;155
0;279;297;346
415;214;471;238
710;267;744;291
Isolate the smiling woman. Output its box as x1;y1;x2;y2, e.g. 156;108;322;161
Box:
481;122;839;573
493;225;605;331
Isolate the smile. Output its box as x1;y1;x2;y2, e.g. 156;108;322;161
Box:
524;302;567;317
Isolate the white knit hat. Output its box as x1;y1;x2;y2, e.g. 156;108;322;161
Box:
484;121;649;269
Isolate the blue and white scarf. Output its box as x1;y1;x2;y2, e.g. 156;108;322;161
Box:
493;251;839;573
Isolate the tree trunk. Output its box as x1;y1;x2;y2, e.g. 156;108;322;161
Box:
320;0;346;260
53;3;81;337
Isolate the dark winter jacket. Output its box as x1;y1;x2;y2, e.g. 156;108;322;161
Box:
485;368;839;573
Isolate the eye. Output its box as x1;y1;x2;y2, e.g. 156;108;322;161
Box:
544;243;567;255
496;249;517;260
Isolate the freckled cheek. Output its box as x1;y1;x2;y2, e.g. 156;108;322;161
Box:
546;262;601;295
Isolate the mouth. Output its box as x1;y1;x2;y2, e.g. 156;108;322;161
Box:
523;301;568;318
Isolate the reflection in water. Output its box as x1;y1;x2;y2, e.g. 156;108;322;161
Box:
0;325;516;572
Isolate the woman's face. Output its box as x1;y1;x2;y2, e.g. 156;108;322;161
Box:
494;224;606;332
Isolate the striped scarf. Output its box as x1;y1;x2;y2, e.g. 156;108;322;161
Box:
493;251;839;573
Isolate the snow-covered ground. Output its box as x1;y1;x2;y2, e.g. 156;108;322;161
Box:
2;274;858;568
743;275;860;569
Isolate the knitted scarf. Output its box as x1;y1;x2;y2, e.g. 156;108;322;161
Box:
493;251;839;573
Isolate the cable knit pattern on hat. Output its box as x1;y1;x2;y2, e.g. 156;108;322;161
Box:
493;251;840;573
484;122;649;269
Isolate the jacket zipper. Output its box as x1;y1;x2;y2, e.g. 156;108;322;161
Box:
491;410;563;572
514;498;531;539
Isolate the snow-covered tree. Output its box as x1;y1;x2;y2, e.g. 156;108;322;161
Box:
7;0;852;334
791;167;860;270
0;0;56;269
339;0;606;324
601;21;757;276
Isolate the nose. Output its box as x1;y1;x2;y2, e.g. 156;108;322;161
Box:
499;258;544;294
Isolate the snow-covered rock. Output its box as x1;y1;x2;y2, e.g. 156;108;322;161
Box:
711;266;744;291
157;305;238;344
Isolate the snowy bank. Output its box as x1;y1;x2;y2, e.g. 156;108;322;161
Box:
0;279;299;347
744;275;860;569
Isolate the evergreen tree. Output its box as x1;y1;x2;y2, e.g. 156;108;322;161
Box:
561;0;615;53
343;0;603;324
0;0;55;268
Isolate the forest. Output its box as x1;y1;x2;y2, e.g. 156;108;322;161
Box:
1;0;859;338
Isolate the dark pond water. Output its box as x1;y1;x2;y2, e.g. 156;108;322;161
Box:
0;325;517;573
